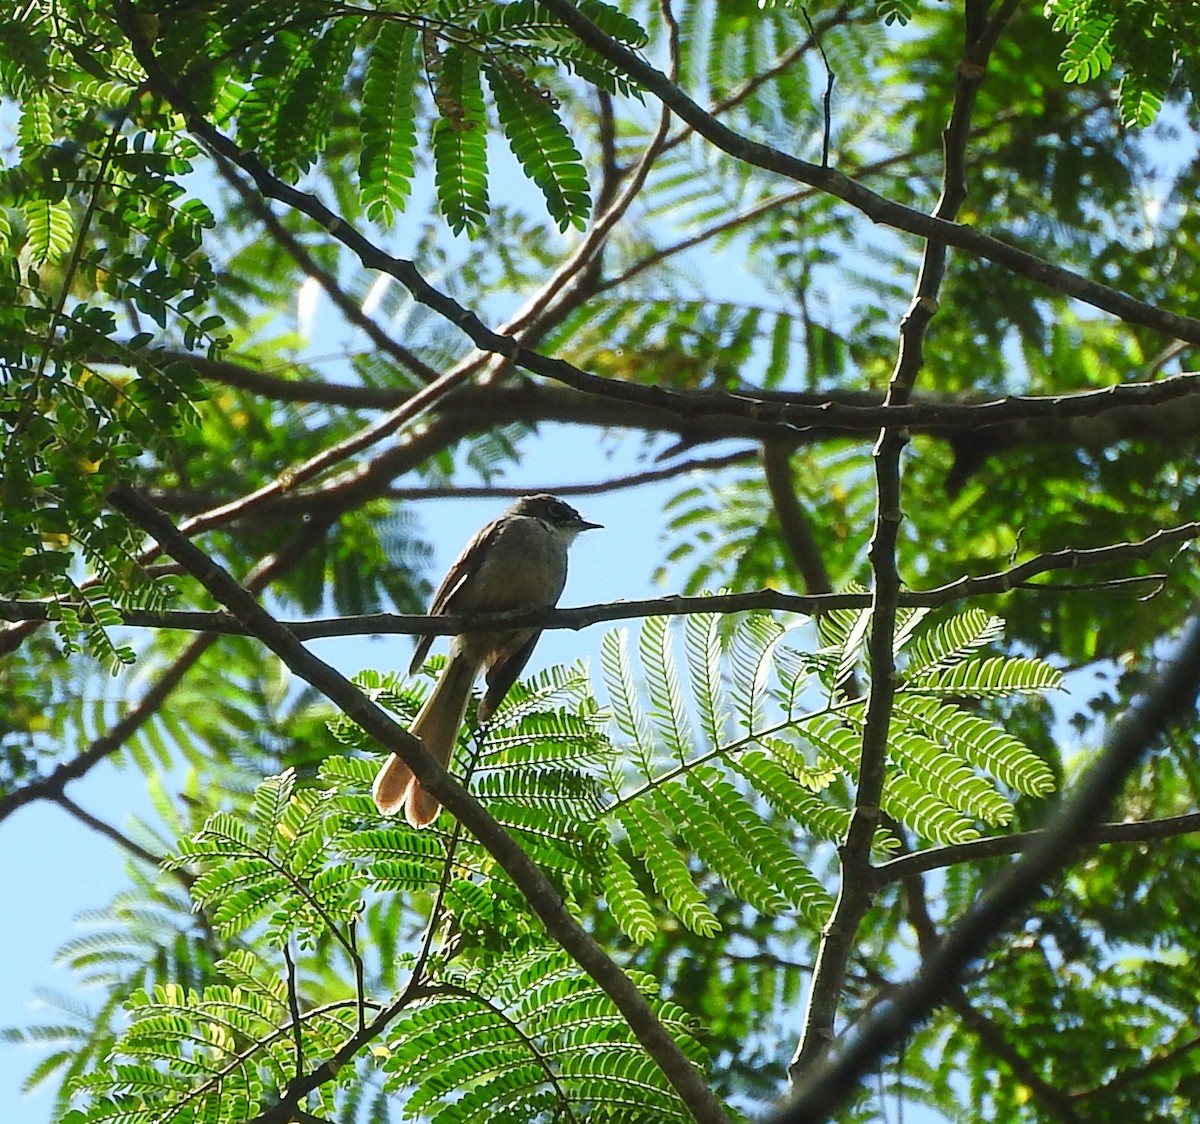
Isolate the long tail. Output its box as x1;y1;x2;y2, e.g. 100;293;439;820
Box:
371;646;478;827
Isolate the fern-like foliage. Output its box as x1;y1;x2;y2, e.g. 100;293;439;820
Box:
61;611;1056;1121
598;606;1059;938
64;948;356;1124
382;949;705;1122
358;21;421;225
66;673;710;1123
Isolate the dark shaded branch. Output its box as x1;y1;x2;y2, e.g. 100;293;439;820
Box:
762;442;832;594
106;484;730;1124
120;370;1200;537
536;0;1200;346
170;353;1200;452
3;515;1194;640
778;598;1200;1122
872;812;1200;885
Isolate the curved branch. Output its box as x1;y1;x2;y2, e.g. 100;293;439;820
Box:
792;0;1019;1081
536;0;1200;346
3;516;1194;642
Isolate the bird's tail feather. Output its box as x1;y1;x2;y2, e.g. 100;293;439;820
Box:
385;648;477;826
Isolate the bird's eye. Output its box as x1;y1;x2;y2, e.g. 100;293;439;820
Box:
548;501;570;520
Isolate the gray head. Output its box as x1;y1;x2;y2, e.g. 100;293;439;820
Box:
510;494;602;538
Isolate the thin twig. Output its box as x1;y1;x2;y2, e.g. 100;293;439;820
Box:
799;5;835;168
348;907;366;1033
283;942;305;1075
49;791;178;876
871;811;1200;886
2;517;1193;648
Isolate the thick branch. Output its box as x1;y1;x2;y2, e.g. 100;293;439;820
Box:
536;0;1200;345
778;598;1200;1122
762;442;832;595
106;484;730;1124
167;353;1200;452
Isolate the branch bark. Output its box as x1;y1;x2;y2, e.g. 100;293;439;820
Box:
536;0;1200;345
778;598;1200;1122
790;0;1017;1082
3;515;1194;644
106;484;730;1124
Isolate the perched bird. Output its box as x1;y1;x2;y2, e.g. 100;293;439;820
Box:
372;494;601;826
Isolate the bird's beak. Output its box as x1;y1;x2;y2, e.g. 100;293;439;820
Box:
580;519;603;531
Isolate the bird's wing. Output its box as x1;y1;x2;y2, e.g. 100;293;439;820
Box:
408;517;506;675
479;631;540;723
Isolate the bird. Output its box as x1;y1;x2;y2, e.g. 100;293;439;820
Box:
371;494;601;827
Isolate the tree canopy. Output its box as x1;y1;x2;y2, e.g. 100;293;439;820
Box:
2;1;1200;1121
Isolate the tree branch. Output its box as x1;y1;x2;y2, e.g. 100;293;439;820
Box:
106;484;730;1124
790;0;1014;1082
778;597;1200;1122
3;516;1193;642
871;811;1200;885
762;442;832;595
0;516;332;825
536;0;1200;345
50;791;176;874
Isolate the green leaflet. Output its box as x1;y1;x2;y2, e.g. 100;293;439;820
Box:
485;62;590;232
894;696;1057;796
602;845;657;944
359;20;420;224
433;45;490;235
902;607;1005;677
617;799;721;937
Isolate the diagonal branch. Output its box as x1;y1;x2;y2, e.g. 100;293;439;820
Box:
535;0;1200;345
106;484;730;1124
0;515;332;825
778;597;1200;1122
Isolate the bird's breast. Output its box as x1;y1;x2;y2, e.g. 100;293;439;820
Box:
464;517;568;611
